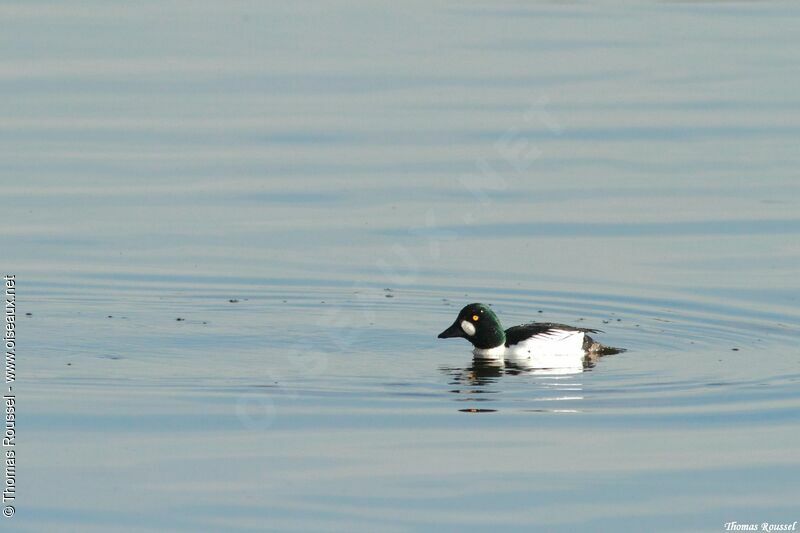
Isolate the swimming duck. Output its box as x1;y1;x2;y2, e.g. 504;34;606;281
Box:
438;303;622;369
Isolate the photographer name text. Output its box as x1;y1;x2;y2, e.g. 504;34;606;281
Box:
3;275;16;518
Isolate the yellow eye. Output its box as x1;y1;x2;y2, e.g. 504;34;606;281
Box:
472;315;479;321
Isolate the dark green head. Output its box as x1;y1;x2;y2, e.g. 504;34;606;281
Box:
437;303;505;349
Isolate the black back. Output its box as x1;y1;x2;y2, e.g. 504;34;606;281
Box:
504;322;601;347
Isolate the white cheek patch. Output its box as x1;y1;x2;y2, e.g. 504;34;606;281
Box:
460;320;476;336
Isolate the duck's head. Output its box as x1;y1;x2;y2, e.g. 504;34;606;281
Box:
437;303;505;349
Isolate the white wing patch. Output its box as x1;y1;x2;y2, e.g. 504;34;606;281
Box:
505;329;586;369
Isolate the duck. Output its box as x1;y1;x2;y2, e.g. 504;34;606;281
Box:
438;303;622;369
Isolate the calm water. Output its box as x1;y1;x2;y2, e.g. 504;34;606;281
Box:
3;1;800;531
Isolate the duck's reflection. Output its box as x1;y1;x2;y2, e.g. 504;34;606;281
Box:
446;357;505;387
441;354;596;413
444;354;595;383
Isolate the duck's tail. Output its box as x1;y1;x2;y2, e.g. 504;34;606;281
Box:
584;335;626;356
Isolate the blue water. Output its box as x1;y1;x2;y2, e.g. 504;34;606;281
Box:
3;1;800;531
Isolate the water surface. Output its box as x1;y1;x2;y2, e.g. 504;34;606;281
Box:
3;1;800;531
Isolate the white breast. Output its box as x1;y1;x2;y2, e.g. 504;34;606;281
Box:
472;344;505;360
505;330;587;369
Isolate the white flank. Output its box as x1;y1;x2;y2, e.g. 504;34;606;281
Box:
460;320;476;336
505;330;586;369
